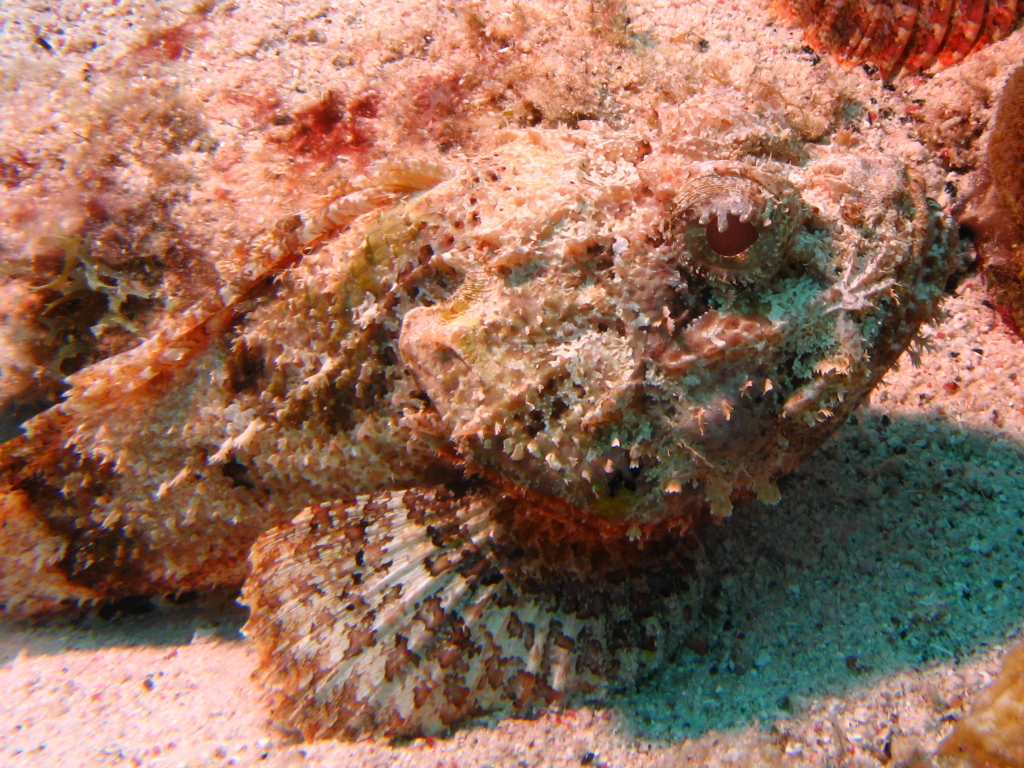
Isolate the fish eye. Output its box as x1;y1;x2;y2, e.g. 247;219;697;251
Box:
704;212;760;257
671;165;803;283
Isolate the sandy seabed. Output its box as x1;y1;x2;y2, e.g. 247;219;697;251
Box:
2;0;1024;766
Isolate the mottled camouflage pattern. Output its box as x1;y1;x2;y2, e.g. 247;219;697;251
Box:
0;91;951;737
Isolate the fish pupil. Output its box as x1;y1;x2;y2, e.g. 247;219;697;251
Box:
705;213;759;256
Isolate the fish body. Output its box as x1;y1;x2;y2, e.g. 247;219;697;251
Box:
0;91;951;737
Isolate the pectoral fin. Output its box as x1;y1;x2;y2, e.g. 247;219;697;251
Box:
242;486;703;739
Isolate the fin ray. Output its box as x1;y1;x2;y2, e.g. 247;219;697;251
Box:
243;487;703;738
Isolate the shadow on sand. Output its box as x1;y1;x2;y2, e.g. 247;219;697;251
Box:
0;588;247;666
620;406;1024;739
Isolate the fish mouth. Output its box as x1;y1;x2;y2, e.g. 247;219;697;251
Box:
652;309;785;376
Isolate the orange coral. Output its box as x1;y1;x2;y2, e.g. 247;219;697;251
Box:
960;64;1024;335
938;641;1024;767
988;63;1024;225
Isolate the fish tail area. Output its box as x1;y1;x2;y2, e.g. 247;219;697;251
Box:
0;418;100;614
241;486;704;739
0;489;100;614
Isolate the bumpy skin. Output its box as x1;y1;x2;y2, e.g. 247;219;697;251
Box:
0;92;950;737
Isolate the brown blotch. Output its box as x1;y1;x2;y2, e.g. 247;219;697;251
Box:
577;636;607;676
220;459;256;490
521;621;536;651
342;625;376;660
416;596;446;631
436;644;464;670
225;340;266;396
442;678;472;709
424;551;456;576
484;655;506;689
550;622;576;651
412;683;433;710
506;611;524;639
384;634;421;682
0;148;38;188
510;671;537;709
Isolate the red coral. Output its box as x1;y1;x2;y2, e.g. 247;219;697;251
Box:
128;21;202;64
271;91;378;163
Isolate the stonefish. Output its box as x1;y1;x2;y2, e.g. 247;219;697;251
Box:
0;91;949;738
